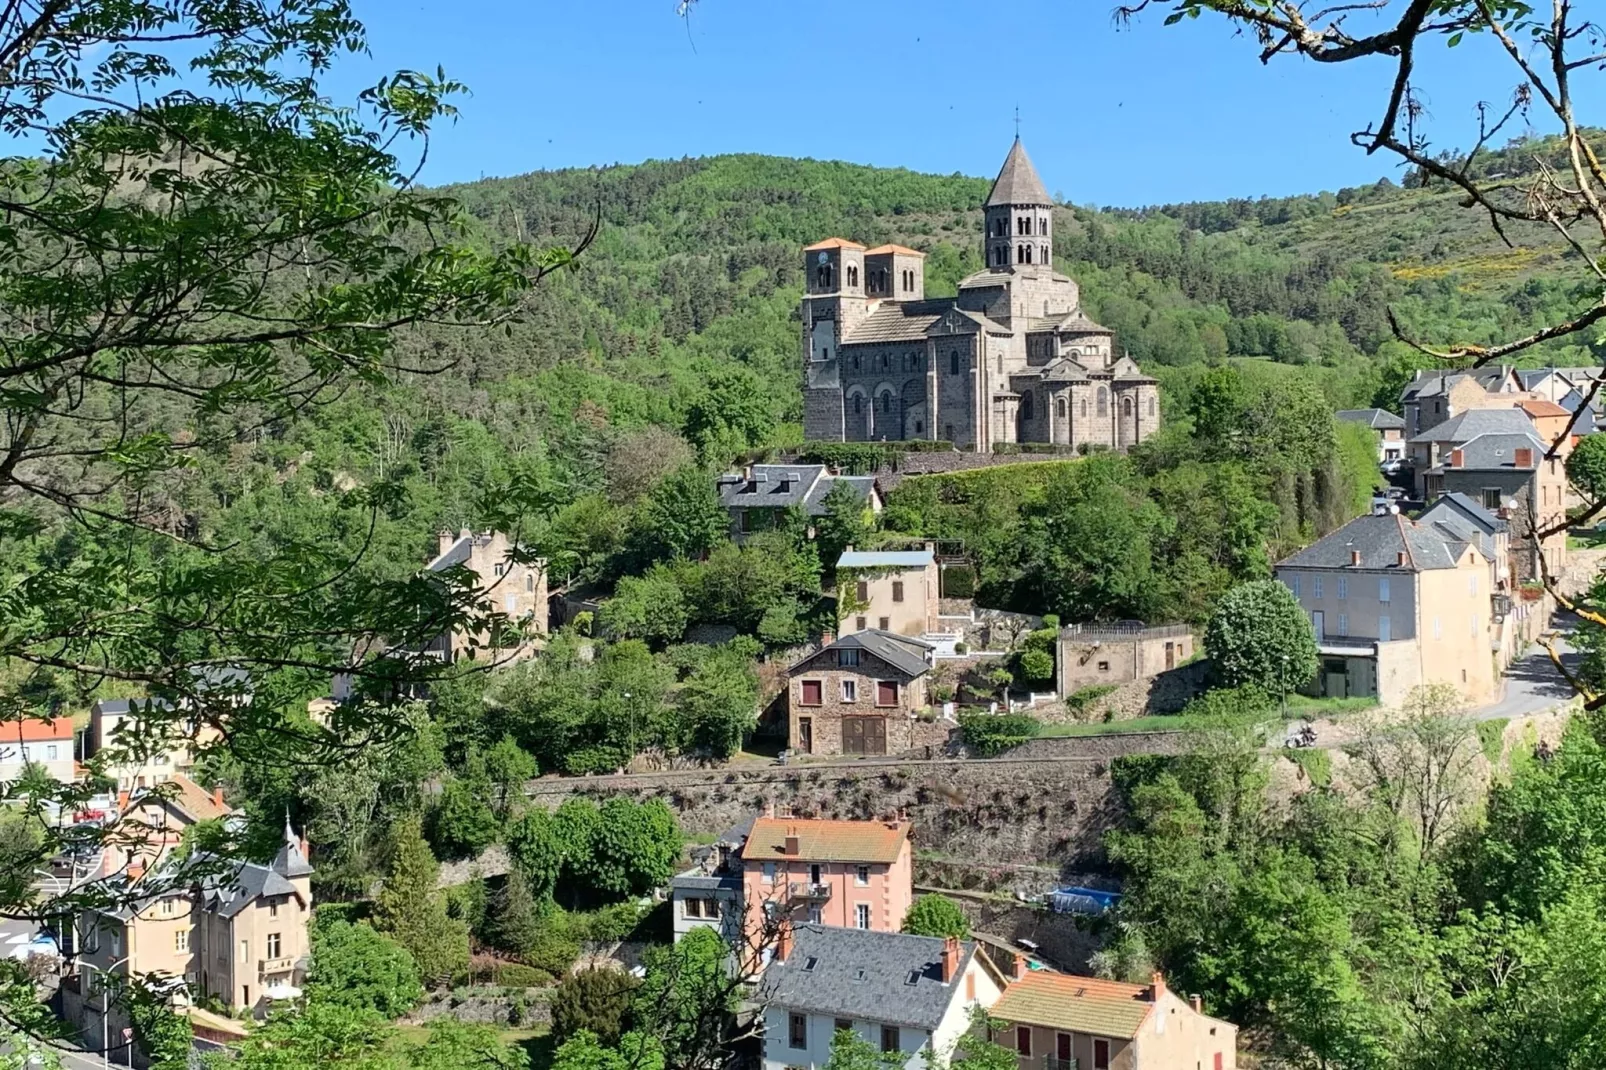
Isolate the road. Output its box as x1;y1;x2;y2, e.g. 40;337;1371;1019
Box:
1471;612;1581;720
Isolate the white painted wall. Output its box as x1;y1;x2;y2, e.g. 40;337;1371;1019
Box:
0;737;74;782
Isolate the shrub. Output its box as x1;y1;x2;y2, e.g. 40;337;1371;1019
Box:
494;963;553;988
305;919;424;1018
1065;684;1119;715
1204;581;1319;693
953;641;968;654
1019;649;1055;682
551;967;641;1045
958;712;1040;757
563;745;627;776
1478;718;1509;763
901;894;971;938
524;921;583;978
1287;748;1332;788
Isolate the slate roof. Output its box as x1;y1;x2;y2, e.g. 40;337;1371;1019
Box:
990;971;1155;1040
1423;492;1507;535
831;629;933;677
986;138;1052;207
717;467;875;516
1409;407;1536;444
1441;431;1545;470
837;549;934;569
1277;513;1479;572
743;816;912;864
1401;366;1515;401
196;858;302;918
1336;408;1406;431
955;270;1012;290
757;925;974;1030
426;534;474;571
844;300;952;343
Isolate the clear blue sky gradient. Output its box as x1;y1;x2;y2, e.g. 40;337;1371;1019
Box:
339;1;1597;207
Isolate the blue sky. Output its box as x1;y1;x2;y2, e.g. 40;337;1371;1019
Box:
339;0;1588;207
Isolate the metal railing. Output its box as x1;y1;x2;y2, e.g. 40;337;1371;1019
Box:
1061;622;1191;642
1043;1056;1077;1070
787;881;833;902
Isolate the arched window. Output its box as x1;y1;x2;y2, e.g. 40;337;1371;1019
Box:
880;392;894;413
852;354;860;370
1021;245;1033;264
881;353;889;370
950;352;959;375
525;573;534;593
847;265;859;288
1148;396;1157;417
1097;387;1108;417
1023;393;1034;419
1122;396;1134;418
996;354;1003;373
1080;398;1088;417
1041;245;1050;264
1039;217;1048;236
853;395;862;414
815;265;832;288
1056;397;1067;418
1043;301;1050;316
1017;216;1029;235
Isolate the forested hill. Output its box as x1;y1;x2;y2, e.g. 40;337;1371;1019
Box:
397;141;1598;454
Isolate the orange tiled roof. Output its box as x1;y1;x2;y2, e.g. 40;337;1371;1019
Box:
163;773;233;823
803;237;866;252
2;717;73;742
864;244;927;257
742;816;910;863
990;971;1154;1039
1520;398;1570;418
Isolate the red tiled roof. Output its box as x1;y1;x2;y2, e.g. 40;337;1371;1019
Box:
864;244;927;257
803;237;866;252
742;816;910;863
164;773;233;823
990;971;1154;1039
2;717;73;742
1520;398;1570;418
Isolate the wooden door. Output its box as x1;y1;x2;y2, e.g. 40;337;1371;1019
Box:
798;717;813;755
843;717;887;756
1164;642;1175;670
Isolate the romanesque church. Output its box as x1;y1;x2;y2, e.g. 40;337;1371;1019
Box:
801;139;1160;451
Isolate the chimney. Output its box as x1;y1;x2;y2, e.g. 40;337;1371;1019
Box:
1515;447;1533;467
1012;952;1029;982
1449;448;1463;468
776;921;793;963
212;786;226;808
784;827;800;856
437;530;456;556
742;463;754;481
844;544;854;554
1350;549;1361;567
941;935;961;983
1190;995;1203;1013
1151;971;1167;1001
1397;550;1408;567
765;800;777;818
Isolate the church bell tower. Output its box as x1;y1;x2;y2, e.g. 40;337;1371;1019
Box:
982;137;1053;272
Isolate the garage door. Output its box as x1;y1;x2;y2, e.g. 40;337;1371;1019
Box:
843;716;887;756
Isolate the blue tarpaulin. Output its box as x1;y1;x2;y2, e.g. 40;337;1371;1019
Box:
1047;886;1121;914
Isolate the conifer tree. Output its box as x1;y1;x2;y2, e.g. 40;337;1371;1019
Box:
487;868;544;956
374;817;471;986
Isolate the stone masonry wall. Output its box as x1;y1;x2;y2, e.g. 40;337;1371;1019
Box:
518;754;1137;867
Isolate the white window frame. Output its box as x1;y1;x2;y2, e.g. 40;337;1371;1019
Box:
855;903;871;929
1336;577;1348;600
1378;577;1390;603
841;679;857;703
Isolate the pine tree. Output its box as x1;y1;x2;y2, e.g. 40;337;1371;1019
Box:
374;817;471;986
487;868;544;955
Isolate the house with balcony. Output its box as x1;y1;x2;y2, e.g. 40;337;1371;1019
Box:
741;816;915;950
757;925;1005;1070
717;464;881;542
988;966;1236;1070
787;630;936;757
1275;511;1498;706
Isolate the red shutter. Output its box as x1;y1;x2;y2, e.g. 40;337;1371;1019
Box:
877;680;897;706
801;680;822;706
1015;1027;1031;1056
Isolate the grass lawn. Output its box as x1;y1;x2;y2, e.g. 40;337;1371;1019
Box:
1035;695;1377;738
1569;529;1606;550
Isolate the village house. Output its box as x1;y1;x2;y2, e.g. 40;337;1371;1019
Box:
87;698;223;792
989;965;1237;1070
1335;408;1407;467
1275;511;1499;705
757;925;1004;1070
424;529;548;663
741;815;915;945
716;464;880;542
670;820;750;946
0;716;75;782
837;547;941;639
787;630;935;757
1399;366;1523;438
1517;398;1575;455
109;773;233;876
1056;623;1193;698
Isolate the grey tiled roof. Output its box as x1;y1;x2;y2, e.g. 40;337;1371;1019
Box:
825;629;932;677
985;138;1051;207
1040;358;1090;382
1409;407;1535;444
955;270;1012;290
1276;513;1478;572
1422;492;1506;535
1440;431;1545;470
1336;408;1406;431
757;924;976;1030
196;858;300;918
844;300;953;344
717;467;875;516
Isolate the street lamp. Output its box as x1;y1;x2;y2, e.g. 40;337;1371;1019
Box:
621;690;634;766
78;954;131;1070
1280;654;1290;722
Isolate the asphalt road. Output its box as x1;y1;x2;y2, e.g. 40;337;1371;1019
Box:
1472;612;1582;720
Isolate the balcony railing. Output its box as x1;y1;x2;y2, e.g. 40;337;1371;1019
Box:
1043;1057;1078;1070
259;956;295;976
787;881;833;902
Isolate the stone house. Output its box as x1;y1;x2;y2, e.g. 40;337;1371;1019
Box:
87;698;223;792
757;925;1004;1070
424;529;548;663
716;464;880;542
801;139;1159;453
787;630;933;756
837;547;941;639
0;716;74;782
1275;511;1499;706
670;820;750;946
989;965;1237;1070
1399;366;1523;438
1335;408;1406;465
741;816;915;947
1056;623;1194;698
